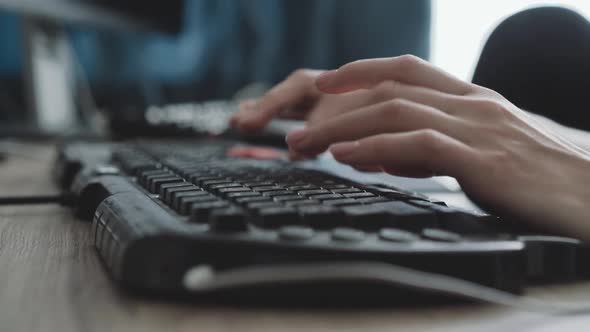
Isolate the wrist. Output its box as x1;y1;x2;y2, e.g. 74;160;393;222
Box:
556;156;590;242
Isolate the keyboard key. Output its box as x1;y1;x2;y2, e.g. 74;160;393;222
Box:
209;183;243;192
284;199;320;207
298;205;343;229
190;201;231;222
158;182;191;197
208;207;248;232
312;194;344;201
355;196;389;204
287;184;318;191
321;184;349;190
217;187;252;197
189;175;220;185
201;179;234;189
371;201;438;231
243;181;275;187
179;169;209;179
131;162;160;176
379;228;418;243
343;192;375;199
235;196;271;204
247;202;283;210
273;195;305;202
298;189;331;196
323;198;359;206
172;191;209;210
342;205;390;230
196;176;227;184
138;168;168;179
361;185;418;200
331;228;365;242
178;195;218;215
255;207;300;228
331;188;363;194
226;191;261;199
130;164;160;176
263;190;296;197
150;176;182;194
252;185;284;192
140;171;170;187
162;184;197;203
421;228;461;242
279;226;314;241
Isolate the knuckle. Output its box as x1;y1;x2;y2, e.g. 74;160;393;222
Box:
478;98;502;111
476;86;503;98
397;54;422;66
466;97;511;119
482;100;511;119
291;68;313;79
372;81;398;101
381;99;407;119
417;129;446;153
337;61;356;75
394;54;423;74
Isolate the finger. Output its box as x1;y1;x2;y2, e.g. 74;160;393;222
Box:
235;70;321;131
370;81;524;125
328;130;476;179
368;81;475;117
316;55;473;95
306;89;386;125
287;148;316;161
286;99;462;156
230;99;257;127
240;99;257;110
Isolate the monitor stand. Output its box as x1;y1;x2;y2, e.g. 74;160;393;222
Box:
21;17;78;134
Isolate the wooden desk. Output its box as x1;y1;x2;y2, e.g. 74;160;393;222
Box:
1;143;589;332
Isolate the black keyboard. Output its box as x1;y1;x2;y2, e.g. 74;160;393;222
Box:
55;138;589;302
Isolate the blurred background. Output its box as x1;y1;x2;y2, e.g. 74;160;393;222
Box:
432;0;590;79
0;0;588;135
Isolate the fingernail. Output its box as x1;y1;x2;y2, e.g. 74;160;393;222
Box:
315;70;337;90
330;141;359;160
286;129;308;147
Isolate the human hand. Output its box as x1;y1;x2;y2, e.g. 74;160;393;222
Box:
229;69;407;132
284;55;590;240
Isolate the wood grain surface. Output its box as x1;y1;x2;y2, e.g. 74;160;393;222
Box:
0;143;589;332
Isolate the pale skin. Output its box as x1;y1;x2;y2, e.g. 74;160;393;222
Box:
230;55;590;242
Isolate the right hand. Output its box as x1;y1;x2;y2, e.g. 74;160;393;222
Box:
230;69;403;132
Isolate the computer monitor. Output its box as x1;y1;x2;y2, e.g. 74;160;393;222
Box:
0;0;183;134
